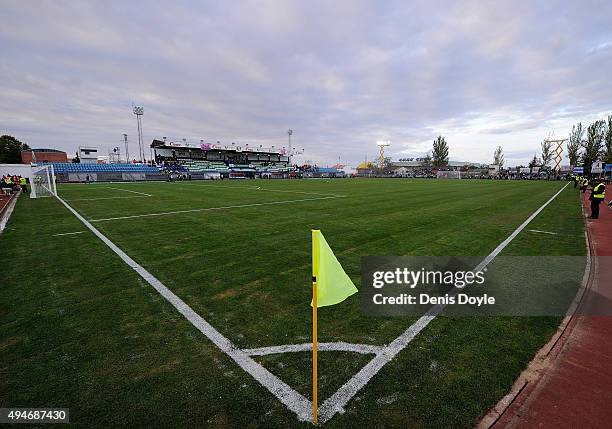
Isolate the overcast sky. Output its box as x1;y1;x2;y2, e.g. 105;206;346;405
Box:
1;0;611;166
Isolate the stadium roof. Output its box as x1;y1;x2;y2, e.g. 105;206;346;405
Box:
23;148;67;153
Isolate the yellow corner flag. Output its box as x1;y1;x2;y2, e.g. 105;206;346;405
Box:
311;229;357;424
311;230;358;308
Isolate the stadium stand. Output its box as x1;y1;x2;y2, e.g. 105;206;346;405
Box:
50;163;159;173
51;163;165;182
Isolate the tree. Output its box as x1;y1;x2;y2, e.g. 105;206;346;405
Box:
432;135;449;167
493;146;504;166
528;154;541;168
567;123;583;167
603;115;612;163
581;120;605;174
0;135;30;164
420;152;432;171
540;140;552;166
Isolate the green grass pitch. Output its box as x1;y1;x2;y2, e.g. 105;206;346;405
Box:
0;179;585;427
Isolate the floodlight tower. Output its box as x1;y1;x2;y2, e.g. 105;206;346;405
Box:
376;140;391;170
133;106;144;162
544;136;567;173
123;134;129;163
288;129;293;164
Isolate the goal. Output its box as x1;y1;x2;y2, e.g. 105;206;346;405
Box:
436;170;461;179
30;165;57;198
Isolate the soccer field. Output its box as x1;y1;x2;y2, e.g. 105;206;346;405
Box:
1;179;586;427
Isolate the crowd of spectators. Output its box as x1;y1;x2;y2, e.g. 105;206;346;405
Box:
1;174;28;195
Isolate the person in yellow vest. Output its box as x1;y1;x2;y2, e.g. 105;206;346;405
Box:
589;178;606;219
580;176;589;193
19;176;27;193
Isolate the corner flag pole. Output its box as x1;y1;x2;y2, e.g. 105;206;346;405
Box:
312;229;319;424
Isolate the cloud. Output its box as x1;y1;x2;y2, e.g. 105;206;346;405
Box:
1;0;611;167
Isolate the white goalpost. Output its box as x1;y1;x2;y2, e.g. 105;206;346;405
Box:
30;164;57;198
436;170;461;179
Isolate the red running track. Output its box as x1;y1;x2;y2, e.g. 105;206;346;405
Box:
488;188;612;428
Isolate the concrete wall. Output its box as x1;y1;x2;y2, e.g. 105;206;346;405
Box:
0;163;33;180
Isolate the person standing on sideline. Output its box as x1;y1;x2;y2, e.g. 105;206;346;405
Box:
589;178;606;219
19;176;27;193
581;176;589;193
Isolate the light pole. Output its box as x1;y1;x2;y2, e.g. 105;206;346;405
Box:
123;134;129;163
287;129;293;164
133;106;144;163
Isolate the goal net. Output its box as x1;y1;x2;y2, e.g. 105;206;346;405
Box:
436;170;461;179
30;165;57;198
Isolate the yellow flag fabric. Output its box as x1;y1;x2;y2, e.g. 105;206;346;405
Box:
311;230;358;307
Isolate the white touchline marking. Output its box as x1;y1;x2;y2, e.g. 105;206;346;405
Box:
54;194;314;422
88;196;344;222
317;181;571;423
52;231;85;237
106;186;152;197
244;342;384;356
528;229;558;235
0;195;19;233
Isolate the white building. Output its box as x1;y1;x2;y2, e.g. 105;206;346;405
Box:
77;146;99;164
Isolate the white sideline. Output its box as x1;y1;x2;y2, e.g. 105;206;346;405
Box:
54;194;314;422
0;193;19;233
88;196;344;222
106;186;152;197
317;181;571;423
244;342;384;356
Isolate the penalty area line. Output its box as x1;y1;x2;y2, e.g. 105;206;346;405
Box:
181;181;347;198
106;186;152;197
64;195;152;202
317;181;571;423
88;195;344;222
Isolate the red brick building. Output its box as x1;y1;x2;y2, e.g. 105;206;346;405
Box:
21;148;68;164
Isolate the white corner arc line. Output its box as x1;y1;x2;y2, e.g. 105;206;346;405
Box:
107;186;152;197
318;181;571;423
244;342;384;356
88;196;344;222
53;194;313;422
528;229;558;235
52;231;85;237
